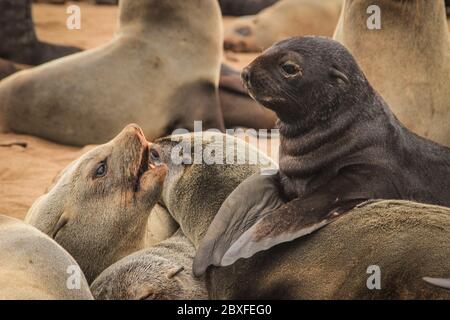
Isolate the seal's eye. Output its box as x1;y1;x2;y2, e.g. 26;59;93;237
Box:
280;61;302;77
94;162;107;178
150;148;160;161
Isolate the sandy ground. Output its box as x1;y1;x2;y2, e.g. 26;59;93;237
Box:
0;3;449;221
0;3;261;221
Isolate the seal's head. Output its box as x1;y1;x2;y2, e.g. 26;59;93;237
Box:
91;251;207;300
241;36;370;126
25;124;167;282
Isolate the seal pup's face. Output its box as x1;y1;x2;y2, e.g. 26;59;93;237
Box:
25;124;167;282
241;36;367;126
91;252;206;300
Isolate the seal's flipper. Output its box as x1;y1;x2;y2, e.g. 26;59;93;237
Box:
194;165;384;276
423;277;450;289
193;173;284;276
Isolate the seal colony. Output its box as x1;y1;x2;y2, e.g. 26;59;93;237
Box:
334;0;450;146
0;214;93;299
25;124;169;282
194;36;450;270
0;0;225;146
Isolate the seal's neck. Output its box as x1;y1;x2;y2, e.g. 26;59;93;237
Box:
117;0;222;40
277;90;389;179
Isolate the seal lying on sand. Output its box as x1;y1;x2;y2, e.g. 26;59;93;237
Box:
0;0;81;65
224;0;342;52
0;214;93;299
152;134;450;299
91;231;208;300
25;124;170;282
334;0;450;146
196;36;450;268
0;0;225;146
219;0;279;16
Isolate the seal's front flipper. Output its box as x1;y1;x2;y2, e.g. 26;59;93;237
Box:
193;172;284;276
423;277;450;289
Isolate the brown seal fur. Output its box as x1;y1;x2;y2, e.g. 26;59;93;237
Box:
334;0;450;146
154;134;450;299
194;36;450;270
0;0;225;146
25;124;170;282
91;231;208;300
0;214;93;299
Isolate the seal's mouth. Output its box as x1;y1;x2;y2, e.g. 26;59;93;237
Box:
133;144;149;192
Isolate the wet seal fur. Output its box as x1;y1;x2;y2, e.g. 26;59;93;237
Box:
194;36;450;272
91;231;208;300
25;124;170;283
0;0;225;146
334;0;450;146
0;214;93;299
224;0;342;52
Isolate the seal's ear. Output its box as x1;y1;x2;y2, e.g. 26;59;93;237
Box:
329;66;349;84
423;277;450;289
193;173;285;276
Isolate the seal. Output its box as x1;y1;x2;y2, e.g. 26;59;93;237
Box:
0;0;81;65
0;0;225;146
223;0;342;52
194;36;450;271
91;231;208;300
153;134;450;298
219;0;279;16
203;200;450;299
333;0;450;146
25;124;171;283
0;58;21;81
0;214;93;299
155;131;277;248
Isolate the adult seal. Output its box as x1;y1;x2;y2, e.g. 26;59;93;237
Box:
0;0;225;146
333;0;450;146
0;214;93;299
91;231;208;300
194;36;450;270
25;124;172;283
224;0;342;52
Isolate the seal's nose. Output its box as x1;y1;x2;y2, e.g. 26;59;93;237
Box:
124;124;144;136
241;67;251;86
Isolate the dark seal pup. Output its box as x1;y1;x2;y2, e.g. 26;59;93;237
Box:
194;36;450;274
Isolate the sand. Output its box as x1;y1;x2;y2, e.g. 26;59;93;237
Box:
0;3;448;221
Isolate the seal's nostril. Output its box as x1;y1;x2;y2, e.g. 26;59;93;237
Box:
241;67;251;85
